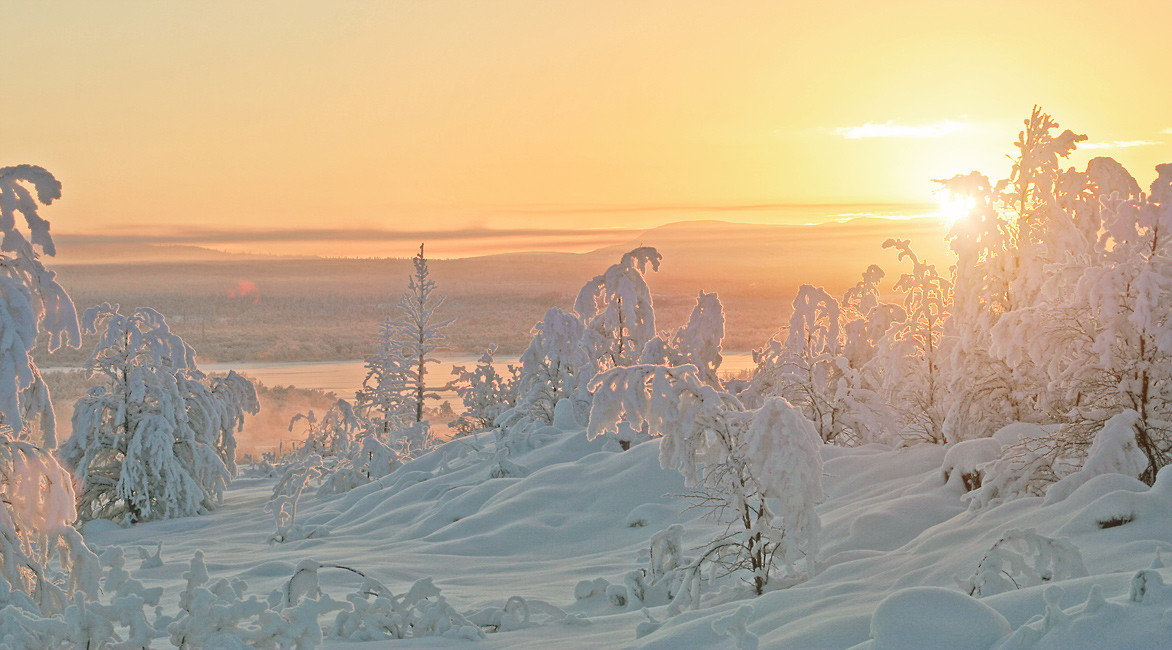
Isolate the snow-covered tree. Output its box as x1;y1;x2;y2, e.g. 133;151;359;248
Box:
399;244;454;423
499;307;592;430
878;238;951;443
360;244;454;430
575;247;661;372
449;345;519;436
60;304;258;522
775;285;845;442
836;265;904;444
0;164;103;627
745;269;901;445
356;317;413;435
640;290;727;389
0;165;80;445
588;364;823;598
937;171;1029;443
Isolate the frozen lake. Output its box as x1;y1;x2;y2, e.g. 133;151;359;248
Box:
201;352;758;401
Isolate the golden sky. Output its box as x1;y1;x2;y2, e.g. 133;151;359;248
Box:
3;1;1170;257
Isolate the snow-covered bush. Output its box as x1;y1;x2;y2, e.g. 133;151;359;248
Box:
878;238;951;443
449;345;519;436
640;290;727;389
266;455;329;543
961;528;1087;597
498;307;592;432
745;268;902;446
589;364;823;600
941;437;1003;491
274;398;409;505
60;304;259;523
575;246;661;371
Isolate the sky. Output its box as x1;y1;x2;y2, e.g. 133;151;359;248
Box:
3;1;1170;258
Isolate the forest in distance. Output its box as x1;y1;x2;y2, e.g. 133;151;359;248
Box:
38;217;951;367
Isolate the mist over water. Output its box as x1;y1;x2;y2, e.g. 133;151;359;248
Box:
210;353;757;455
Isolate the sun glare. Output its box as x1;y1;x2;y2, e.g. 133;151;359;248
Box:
936;188;975;226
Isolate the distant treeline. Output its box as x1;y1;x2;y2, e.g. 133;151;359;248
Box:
39;219;949;366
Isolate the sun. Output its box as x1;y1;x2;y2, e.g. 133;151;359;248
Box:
936;188;976;226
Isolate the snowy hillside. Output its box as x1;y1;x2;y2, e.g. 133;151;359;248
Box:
82;423;1172;648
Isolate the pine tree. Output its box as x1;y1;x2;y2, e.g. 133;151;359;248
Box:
356;317;413;435
361;244;453;428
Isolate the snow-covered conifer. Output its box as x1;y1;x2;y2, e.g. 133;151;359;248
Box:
356;317;414;436
397;244;454;423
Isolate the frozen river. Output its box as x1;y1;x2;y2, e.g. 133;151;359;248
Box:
201;352;758;401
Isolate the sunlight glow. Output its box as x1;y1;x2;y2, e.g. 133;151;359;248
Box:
936;189;975;226
836;120;970;140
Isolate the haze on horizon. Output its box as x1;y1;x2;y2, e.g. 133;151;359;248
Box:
3;0;1171;259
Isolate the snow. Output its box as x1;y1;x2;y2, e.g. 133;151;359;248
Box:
64;424;1171;648
860;586;1011;650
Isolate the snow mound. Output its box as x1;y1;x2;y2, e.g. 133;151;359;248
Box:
942;438;1002;491
862;586;1010;650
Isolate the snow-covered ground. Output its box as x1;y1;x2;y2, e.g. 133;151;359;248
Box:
82;420;1172;648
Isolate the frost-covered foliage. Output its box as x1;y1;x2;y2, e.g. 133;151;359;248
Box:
165;553;484;648
358;244;454;428
267;454;329;543
275;399;404;506
449;345;519;436
749;285;845;442
746;268;902;445
589;364;823;598
878;238;951;443
578;524;693;615
0;435;99;619
961;528;1087;597
498;247;665;444
0;165;165;648
641;290;726;389
939;171;1032;444
60;304;259;523
1043;410;1147;503
499;307;592;431
0;165;80;445
575;246;661;371
355;317;413;436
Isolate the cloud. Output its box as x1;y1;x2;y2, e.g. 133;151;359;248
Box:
1080;140;1161;150
836;120;970;139
1163;128;1172;135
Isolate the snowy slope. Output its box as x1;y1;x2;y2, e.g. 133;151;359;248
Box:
83;425;1172;648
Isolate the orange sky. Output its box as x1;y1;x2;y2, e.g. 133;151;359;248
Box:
3;1;1170;258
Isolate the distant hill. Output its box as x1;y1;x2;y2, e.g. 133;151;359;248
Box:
596;217;952;287
51;238;275;265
